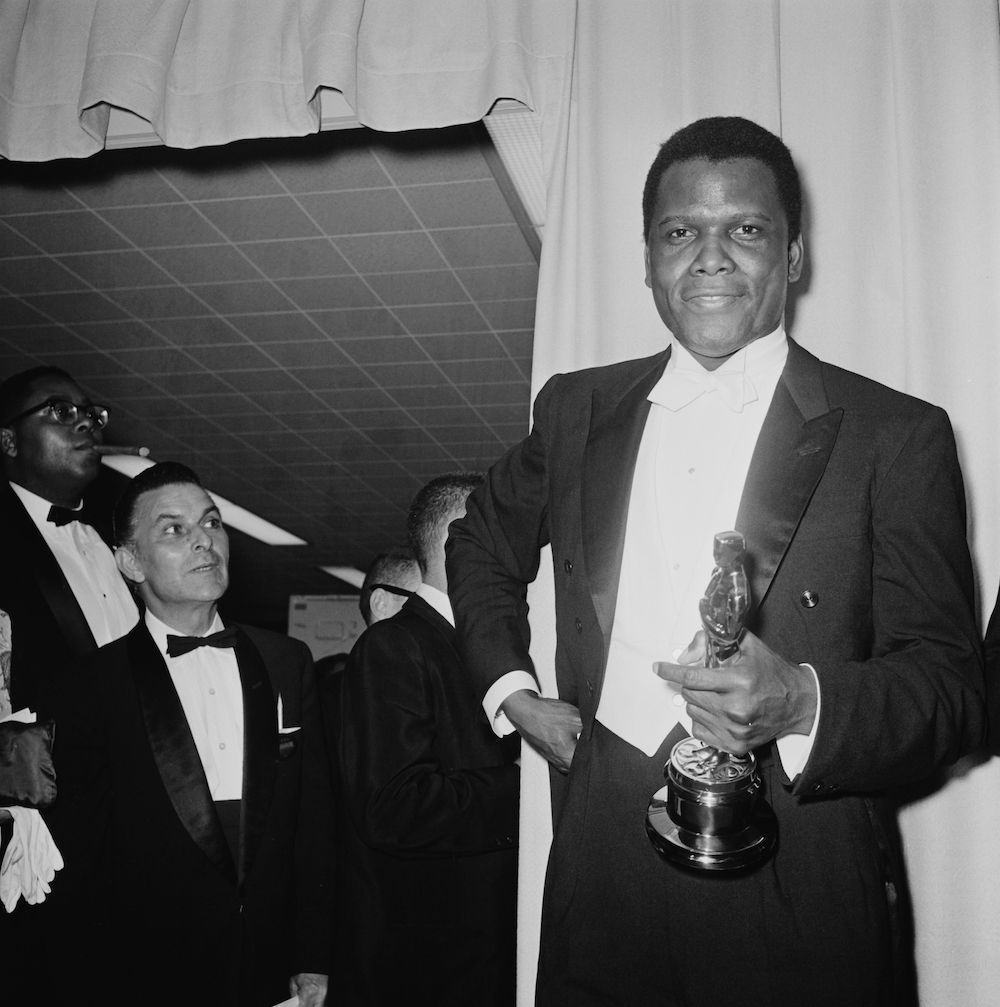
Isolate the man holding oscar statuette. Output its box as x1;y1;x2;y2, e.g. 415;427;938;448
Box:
446;117;985;1005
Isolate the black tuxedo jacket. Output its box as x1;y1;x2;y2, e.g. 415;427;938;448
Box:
447;338;985;1006
0;480;101;718
45;620;335;1007
331;594;518;1006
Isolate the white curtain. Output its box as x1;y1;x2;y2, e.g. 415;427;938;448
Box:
0;0;570;158
3;2;1000;1003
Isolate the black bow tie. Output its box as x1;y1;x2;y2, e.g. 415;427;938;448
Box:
166;625;238;658
47;505;80;527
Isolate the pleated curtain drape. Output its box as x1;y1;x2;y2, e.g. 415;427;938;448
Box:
3;2;1000;1004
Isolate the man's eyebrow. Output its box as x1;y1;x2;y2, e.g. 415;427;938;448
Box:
150;505;220;525
658;210;775;224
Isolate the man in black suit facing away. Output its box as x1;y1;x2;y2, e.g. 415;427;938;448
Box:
47;462;333;1007
334;472;519;1006
446;118;985;1005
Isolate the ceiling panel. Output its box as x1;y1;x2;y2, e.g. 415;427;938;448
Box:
0;123;537;630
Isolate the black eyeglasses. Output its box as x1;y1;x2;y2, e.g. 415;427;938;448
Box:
369;584;415;599
2;397;109;429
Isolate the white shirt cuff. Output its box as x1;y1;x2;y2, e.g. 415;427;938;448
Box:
774;663;821;781
482;671;539;737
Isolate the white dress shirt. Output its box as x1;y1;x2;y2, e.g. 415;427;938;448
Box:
10;482;138;647
145;610;244;801
483;328;819;779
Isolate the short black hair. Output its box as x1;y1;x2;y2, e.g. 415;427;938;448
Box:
113;461;204;548
406;472;484;574
0;367;76;426
359;547;421;625
641;117;802;243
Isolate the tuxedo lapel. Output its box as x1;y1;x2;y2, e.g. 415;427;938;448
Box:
736;339;843;612
128;625;237;885
581;349;671;645
2;482;97;660
234;627;277;889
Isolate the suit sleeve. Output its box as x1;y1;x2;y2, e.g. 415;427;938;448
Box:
288;641;337;977
338;621;518;858
795;406;986;794
982;583;1000;756
446;376;555;701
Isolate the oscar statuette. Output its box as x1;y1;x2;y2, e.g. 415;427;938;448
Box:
645;530;777;871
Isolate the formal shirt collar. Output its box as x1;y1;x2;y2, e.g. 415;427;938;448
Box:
666;325;787;377
650;326;787;413
145;609;226;659
416;582;455;627
8;481;83;524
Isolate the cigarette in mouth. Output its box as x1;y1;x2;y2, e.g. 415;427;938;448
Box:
95;444;150;457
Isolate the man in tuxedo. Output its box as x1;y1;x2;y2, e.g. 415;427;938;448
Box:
358;547;421;626
334;472;519;1006
47;462;333;1006
0;365;138;718
0;366;138;996
446;118;985;1005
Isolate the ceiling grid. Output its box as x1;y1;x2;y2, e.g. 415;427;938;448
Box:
0;124;538;627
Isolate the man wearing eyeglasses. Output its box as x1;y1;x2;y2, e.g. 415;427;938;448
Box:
0;366;138;719
0;366;137;1002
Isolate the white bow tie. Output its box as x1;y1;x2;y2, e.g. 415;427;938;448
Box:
650;367;758;413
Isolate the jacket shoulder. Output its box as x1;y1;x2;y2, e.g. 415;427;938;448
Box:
539;349;669;402
237;623;312;665
817;356;943;419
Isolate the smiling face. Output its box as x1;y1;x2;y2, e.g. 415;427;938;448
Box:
644;157;803;368
0;373;104;506
116;481;230;632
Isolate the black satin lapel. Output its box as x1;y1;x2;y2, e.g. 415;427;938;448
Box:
234;628;277;889
735;368;843;613
128;627;236;884
4;486;97;660
581;350;670;643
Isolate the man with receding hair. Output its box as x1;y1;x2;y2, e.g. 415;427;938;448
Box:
334;472;518;1006
47;461;333;1007
447;117;985;1005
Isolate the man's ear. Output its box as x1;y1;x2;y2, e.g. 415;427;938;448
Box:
787;234;804;283
115;545;146;586
369;588;392;622
0;427;17;459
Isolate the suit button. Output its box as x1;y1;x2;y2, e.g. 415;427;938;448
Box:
812;782;824;793
800;590;819;608
587;680;594;696
575;618;583;634
564;559;573;573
